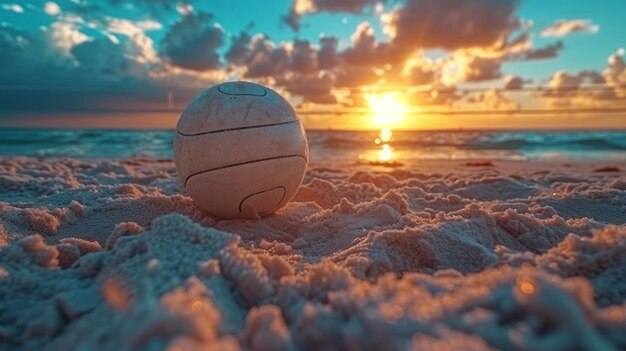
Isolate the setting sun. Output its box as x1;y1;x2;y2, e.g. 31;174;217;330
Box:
366;92;407;128
366;92;408;162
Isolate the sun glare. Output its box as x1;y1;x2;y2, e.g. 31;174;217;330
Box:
367;93;407;127
366;93;407;162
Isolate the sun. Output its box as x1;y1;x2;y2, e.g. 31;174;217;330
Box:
365;92;408;162
366;92;407;128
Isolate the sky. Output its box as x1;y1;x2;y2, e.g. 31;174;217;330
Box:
0;0;625;130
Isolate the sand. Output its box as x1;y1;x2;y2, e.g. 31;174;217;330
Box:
0;156;625;351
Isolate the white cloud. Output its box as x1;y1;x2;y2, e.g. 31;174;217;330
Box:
49;21;90;56
2;4;24;13
176;3;193;15
44;2;61;16
106;18;160;64
541;19;599;37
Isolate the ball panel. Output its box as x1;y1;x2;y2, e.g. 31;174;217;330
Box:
174;121;308;185
185;156;307;218
177;82;297;135
217;82;266;96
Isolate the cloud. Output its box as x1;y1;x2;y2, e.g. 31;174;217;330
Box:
291;40;319;73
467;89;520;110
160;11;224;71
226;34;339;103
334;66;380;88
461;55;502;82
225;31;252;67
548;71;583;91
44;2;61;16
71;38;144;79
382;0;521;55
541;19;599;37
283;0;384;31
239;35;291;78
0;21;180;113
439;53;502;85
1;4;23;13
412;85;464;106
604;49;626;97
317;36;340;70
292;0;383;14
523;41;563;60
484;30;563;62
278;71;337;104
578;70;605;84
107;18;160;64
541;62;622;108
401;54;437;86
504;75;524;90
342;22;397;66
107;0;195;11
49;21;91;55
547;70;605;92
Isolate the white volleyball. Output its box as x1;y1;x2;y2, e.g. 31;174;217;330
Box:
174;81;309;219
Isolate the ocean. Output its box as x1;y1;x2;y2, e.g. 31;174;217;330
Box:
0;129;625;163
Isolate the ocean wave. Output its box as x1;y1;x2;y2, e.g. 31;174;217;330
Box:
0;129;624;160
308;131;626;151
467;133;626;151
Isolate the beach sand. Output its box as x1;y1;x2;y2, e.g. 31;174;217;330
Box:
1;156;625;350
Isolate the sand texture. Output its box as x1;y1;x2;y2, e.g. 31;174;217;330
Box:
1;156;625;351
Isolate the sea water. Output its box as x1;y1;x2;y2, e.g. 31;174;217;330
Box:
0;128;625;162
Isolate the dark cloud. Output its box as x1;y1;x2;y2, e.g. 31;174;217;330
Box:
72;39;135;77
225;31;251;67
578;70;605;84
318;36;340;70
230;35;339;103
405;65;436;86
334;66;380;88
282;8;302;32
463;56;502;82
278;72;337;104
400;55;438;86
0;23;182;113
504;75;524;90
160;11;224;71
241;36;291;78
541;19;599;37
291;40;319;73
383;0;521;54
342;22;398;66
283;0;385;31
524;41;563;60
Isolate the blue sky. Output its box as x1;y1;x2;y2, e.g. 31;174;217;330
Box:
0;0;625;129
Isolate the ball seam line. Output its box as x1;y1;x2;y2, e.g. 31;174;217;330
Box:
176;120;299;137
183;154;307;187
238;186;286;213
217;83;268;97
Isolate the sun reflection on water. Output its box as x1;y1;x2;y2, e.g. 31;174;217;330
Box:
365;93;406;163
